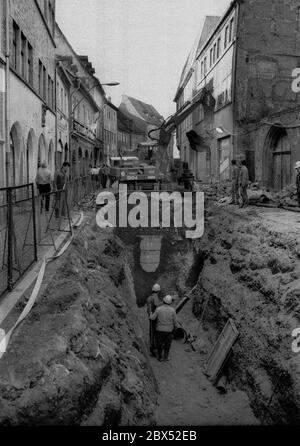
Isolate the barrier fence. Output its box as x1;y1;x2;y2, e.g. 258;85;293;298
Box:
0;175;98;298
0;184;37;297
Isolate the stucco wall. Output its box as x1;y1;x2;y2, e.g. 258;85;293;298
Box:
9;73;56;185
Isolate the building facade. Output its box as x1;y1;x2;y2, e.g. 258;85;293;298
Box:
1;0;56;188
172;0;300;190
56;59;71;169
55;24;105;177
0;1;7;186
117;109;131;155
117;109;145;156
104;99;118;159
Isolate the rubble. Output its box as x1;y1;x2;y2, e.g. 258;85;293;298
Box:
192;202;300;424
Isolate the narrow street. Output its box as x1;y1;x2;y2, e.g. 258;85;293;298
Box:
1;0;300;432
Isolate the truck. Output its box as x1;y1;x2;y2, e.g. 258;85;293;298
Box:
108;156;164;191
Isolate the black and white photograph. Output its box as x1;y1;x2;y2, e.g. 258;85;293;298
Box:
0;0;300;432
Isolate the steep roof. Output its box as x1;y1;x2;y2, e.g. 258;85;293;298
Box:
118;107;147;135
196;16;221;55
174;15;221;101
125;96;164;126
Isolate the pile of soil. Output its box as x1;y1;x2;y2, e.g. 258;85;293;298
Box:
0;222;157;426
192;203;300;424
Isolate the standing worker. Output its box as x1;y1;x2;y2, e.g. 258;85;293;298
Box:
35;161;52;213
146;284;163;357
295;161;300;207
150;295;179;362
239;160;249;208
100;163;108;189
54;162;70;218
230;160;239;205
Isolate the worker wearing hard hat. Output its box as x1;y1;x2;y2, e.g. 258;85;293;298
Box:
150;295;179;362
146;284;163;357
295;161;300;207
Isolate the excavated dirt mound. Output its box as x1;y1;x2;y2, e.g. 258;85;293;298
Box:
192;204;300;424
0;223;157;426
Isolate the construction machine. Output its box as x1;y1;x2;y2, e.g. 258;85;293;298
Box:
109;156;164;191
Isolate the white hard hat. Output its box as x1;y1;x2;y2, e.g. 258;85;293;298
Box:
163;295;173;305
152;283;161;292
295;161;300;169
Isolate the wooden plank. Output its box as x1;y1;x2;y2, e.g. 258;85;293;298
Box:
205;319;239;384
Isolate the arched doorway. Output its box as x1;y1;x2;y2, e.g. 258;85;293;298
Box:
264;126;291;190
64;143;69;163
8;132;16;187
48;140;54;172
85;150;89;176
8;122;23;187
38;134;46;168
55;140;63;171
26;129;35;184
78;147;83;176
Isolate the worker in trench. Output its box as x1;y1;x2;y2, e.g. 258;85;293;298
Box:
150;295;180;362
146;284;163;357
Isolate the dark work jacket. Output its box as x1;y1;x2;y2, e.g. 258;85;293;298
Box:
147;293;163;316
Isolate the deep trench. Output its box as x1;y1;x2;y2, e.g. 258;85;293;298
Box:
115;225;300;425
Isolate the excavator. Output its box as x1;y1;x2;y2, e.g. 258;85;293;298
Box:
108;156;164;191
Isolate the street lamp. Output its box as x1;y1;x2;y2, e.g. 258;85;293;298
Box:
102;82;120;86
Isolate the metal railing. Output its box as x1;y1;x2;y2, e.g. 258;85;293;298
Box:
0;175;99;297
0;184;37;296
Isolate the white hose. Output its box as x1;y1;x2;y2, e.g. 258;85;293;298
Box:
0;212;83;359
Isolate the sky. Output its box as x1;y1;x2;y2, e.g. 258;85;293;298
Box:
56;0;231;118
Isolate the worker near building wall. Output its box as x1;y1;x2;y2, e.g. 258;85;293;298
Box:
239;160;249;208
35;162;53;213
230;159;240;205
150;295;179;362
54;162;70;218
146;283;163;357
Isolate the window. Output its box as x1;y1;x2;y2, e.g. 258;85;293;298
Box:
61;88;64;111
229;17;235;42
12;21;19;70
27;43;33;85
48;76;51;107
200;61;204;79
21;33;26;78
204;57;207;75
197;104;204;122
217;37;221;59
224;26;229;49
210;48;213;67
48;76;54;109
43;66;46;100
51;79;54;109
38;61;43;96
213;43;216;64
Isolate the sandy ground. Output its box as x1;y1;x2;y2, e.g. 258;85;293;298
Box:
138;300;259;426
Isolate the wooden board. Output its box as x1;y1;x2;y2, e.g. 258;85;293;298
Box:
205;319;239;384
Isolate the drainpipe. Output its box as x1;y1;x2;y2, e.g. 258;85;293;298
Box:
5;0;10;187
